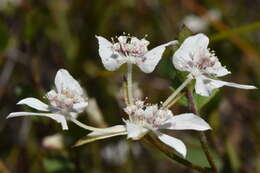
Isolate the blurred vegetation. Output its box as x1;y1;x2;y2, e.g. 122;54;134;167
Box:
0;0;260;173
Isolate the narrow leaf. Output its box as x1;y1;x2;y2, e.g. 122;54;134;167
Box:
178;25;193;44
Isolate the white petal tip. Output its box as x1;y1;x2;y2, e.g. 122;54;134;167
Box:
6;113;20;119
157;133;187;157
181;151;187;158
168;40;179;46
179;148;187;158
6;114;12;119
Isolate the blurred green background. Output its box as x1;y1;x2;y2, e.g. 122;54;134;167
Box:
0;0;260;172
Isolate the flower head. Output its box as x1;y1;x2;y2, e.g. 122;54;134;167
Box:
96;34;178;73
7;69;88;130
172;33;257;96
46;69;87;114
76;100;211;157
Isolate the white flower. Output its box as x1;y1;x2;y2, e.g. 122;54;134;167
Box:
76;100;211;157
42;134;64;150
7;69;88;130
96;35;178;73
172;33;257;96
101;140;129;165
183;15;208;33
183;9;222;33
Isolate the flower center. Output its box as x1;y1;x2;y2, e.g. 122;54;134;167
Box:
46;89;85;110
196;57;216;70
124;101;173;129
111;35;149;57
189;48;218;76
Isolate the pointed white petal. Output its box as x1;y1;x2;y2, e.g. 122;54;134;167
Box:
161;113;211;131
195;75;257;96
46;90;57;99
223;81;257;90
157;133;187;157
89;125;127;135
206;61;231;77
17;97;49;111
195;75;212;96
137;40;178;73
72;102;88;113
96;35;125;71
7;112;68;130
125;121;149;140
55;69;84;95
180;33;209;54
173;33;209;72
212;66;231;77
74;130;127;147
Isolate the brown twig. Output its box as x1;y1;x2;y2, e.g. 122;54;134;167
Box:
187;89;219;173
143;135;212;173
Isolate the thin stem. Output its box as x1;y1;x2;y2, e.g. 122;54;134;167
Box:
123;80;130;105
165;92;185;109
162;75;193;108
144;135;212;173
127;63;134;105
187;89;219;173
70;118;118;133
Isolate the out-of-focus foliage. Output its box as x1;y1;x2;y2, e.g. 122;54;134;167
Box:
0;0;259;172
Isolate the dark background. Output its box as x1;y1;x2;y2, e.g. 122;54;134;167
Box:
0;0;259;172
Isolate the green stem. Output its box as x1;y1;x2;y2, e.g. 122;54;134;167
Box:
162;75;193;108
187;89;219;173
144;135;212;173
127;63;134;105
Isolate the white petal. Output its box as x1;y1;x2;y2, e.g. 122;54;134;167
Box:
173;33;209;72
72;102;88;113
222;81;257;90
55;69;84;95
17;97;49;111
96;36;125;71
195;75;256;96
157;133;187;157
46;90;57;99
161;113;211;131
89;125;127;135
194;75;210;96
180;33;209;55
6;112;68;130
125;121;149;140
74;130;127;147
206;61;231;77
137;40;178;73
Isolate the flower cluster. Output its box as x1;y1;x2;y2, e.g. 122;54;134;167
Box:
7;33;256;158
173;34;256;96
96;35;177;73
7;69;88;130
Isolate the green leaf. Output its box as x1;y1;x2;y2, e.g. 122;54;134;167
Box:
194;89;219;110
43;158;74;173
187;139;222;169
170;85;219;109
178;25;193;44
